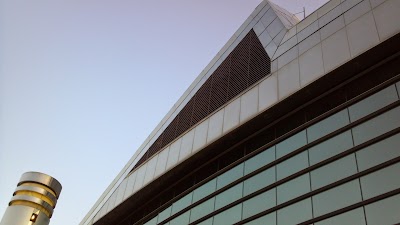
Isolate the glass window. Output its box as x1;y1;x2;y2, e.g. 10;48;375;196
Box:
217;163;244;190
277;198;313;225
365;194;400;225
277;151;309;180
245;146;275;175
244;167;275;196
242;188;276;219
171;192;193;215
310;154;358;190
396;81;400;97
157;206;172;224
276;130;307;158
360;163;400;199
314;208;366;225
352;106;400;145
277;174;310;204
196;218;213;225
213;204;242;225
169;211;190;225
189;198;215;223
243;212;276;225
307;109;350;142
215;183;243;210
312;180;362;217
356;133;400;171
309;130;353;165
143;216;157;225
193;179;216;203
348;85;398;122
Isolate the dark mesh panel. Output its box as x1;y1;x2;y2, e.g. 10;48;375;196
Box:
132;29;271;170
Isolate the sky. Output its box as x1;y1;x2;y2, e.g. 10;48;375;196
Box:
0;0;328;224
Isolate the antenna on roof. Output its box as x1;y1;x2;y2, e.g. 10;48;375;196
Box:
294;7;306;20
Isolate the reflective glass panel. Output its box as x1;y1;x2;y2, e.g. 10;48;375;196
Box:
307;109;350;142
171;192;193;215
244;167;275;196
243;212;276;225
311;154;358;190
349;85;398;122
215;183;243;210
193;179;216;203
277;198;313;225
314;208;366;225
189;198;215;223
360;163;400;199
356;133;400;171
276;130;307;158
169;211;190;225
365;194;400;225
277;174;310;204
197;218;213;225
245;146;275;175
352;106;400;145
313;180;362;217
309;130;353;165
158;206;172;223
277;151;309;180
242;188;276;219
143;217;157;225
197;217;214;225
217;163;244;190
213;204;242;225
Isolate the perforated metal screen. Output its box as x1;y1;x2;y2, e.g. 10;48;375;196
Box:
133;29;271;170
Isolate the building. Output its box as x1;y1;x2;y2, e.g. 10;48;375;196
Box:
80;0;400;224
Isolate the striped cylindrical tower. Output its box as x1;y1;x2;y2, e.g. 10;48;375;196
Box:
0;172;62;225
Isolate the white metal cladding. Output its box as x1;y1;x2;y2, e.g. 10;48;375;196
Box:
81;0;400;224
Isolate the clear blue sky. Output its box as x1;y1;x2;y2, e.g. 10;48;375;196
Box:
0;0;328;224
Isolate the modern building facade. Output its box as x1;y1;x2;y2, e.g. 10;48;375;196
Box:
81;0;400;224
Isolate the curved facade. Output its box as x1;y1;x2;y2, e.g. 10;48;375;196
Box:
81;0;400;224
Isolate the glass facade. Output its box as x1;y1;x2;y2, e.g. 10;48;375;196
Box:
138;82;400;225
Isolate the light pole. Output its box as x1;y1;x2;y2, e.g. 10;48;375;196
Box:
0;172;62;225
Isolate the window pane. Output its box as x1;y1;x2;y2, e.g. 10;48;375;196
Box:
217;163;244;190
243;212;276;225
143;217;157;225
189;198;215;223
315;208;366;225
365;194;400;225
171;192;193;215
311;154;358;190
307;109;350;142
215;183;243;210
360;163;400;199
349;85;398;122
312;180;362;217
397;81;400;97
244;167;275;196
352;106;400;145
245;146;275;175
242;188;276;219
276;130;307;158
193;179;216;203
277;174;310;204
277;151;309;180
213;204;242;225
169;211;190;225
309;130;353;165
197;218;213;225
356;133;400;171
277;198;313;225
158;206;172;223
